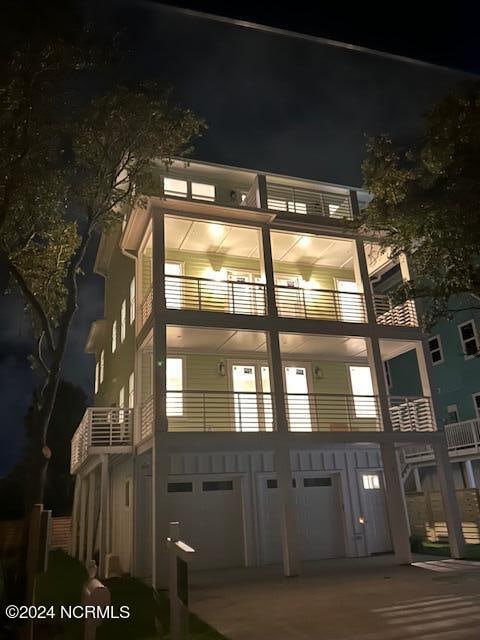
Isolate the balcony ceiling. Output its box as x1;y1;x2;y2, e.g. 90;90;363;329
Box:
165;217;353;268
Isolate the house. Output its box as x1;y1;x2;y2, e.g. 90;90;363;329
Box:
70;159;466;586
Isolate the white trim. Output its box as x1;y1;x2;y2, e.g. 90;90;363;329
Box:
428;334;444;365
458;320;479;360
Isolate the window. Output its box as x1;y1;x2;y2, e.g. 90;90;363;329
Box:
304;477;332;488
166;357;183;416
459;321;479;358
112;320;117;353
446;404;459;424
191;182;215;201
128;372;135;409
348;366;376;418
120;300;126;343
428;335;444;364
94;362;99;394
362;474;380;490
202;480;233;491
99;350;105;384
129;277;135;324
163;177;187;197
473;393;480;419
168;482;193;493
165;262;183;308
119;386;125;408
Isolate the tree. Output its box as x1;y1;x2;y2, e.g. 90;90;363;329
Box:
0;35;205;511
359;82;480;328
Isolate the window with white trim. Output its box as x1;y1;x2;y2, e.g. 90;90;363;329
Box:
362;474;380;490
99;350;104;384
473;393;480;419
459;321;479;358
428;335;444;364
446;404;459;424
129;277;135;324
120;300;126;343
164;177;187;197
128;372;134;409
112;320;117;353
166;357;183;417
191;182;215;202
348;366;376;418
94;362;99;394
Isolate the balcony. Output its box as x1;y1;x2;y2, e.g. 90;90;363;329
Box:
374;295;418;328
275;285;366;322
403;419;480;464
70;407;133;473
266;181;353;220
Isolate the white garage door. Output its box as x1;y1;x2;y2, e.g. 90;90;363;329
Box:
168;476;245;570
258;473;345;564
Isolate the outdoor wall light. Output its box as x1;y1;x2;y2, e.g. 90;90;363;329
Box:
313;366;323;380
217;361;226;376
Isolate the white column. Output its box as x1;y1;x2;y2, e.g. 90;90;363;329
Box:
433;441;466;558
85;472;96;563
98;454;110;577
151;208;170;589
78;477;87;562
463;460;477;489
380;442;412;564
70;474;81;558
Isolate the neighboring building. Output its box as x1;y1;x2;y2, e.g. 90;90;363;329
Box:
70;159;465;585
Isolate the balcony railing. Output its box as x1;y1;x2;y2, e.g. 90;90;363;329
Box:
140;395;154;440
389;396;435;432
285;392;381;432
141;285;153;328
164;274;267;315
275;285;366;322
374;295;418;327
403;419;480;463
266;182;353;220
70;407;133;473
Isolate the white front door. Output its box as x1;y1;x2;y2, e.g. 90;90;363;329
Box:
232;364;259;432
285;366;311;431
358;471;392;554
336;279;360;322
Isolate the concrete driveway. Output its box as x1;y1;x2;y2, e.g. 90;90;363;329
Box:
190;555;480;640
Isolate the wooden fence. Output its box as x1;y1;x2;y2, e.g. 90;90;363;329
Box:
0;516;71;555
406;489;480;544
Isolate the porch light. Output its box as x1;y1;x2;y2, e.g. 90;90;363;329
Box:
314;366;323;380
217;361;226;376
209;223;224;238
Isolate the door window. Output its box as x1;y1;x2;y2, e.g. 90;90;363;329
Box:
165;262;183;308
232;365;259;432
166;357;183;417
348;366;376;418
337;280;361;322
285;366;311;431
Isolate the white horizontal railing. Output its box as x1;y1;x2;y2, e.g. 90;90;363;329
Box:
403;418;480;464
374;295;418;328
266;182;353;219
275;285;366;322
389;396;436;432
70;407;133;473
165;274;267;315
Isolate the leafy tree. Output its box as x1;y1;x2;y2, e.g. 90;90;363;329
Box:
359;82;480;328
0;32;205;511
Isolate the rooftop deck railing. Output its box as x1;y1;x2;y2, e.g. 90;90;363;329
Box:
266;182;353;220
374;295;418;328
275;285;366;322
70;407;133;473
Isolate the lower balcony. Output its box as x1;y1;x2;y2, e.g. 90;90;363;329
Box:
70;407;133;473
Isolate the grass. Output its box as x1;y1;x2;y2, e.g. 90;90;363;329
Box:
31;550;228;639
413;540;480;560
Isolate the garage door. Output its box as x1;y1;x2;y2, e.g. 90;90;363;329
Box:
167;476;244;570
258;473;345;565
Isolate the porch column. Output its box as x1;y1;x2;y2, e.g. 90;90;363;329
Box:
85;472;96;563
78;476;87;562
433;441;466;558
98;454;110;577
463;460;477;489
70;474;81;558
151;208;170;589
380;442;412;564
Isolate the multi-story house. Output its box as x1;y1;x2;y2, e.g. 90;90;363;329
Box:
69;159;466;586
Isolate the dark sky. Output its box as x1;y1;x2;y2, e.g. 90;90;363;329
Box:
0;0;477;475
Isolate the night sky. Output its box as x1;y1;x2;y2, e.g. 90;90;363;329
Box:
0;1;476;475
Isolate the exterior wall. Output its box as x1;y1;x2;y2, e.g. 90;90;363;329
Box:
409;459;480;493
95;233;136;408
387;350;422;397
110;458;134;574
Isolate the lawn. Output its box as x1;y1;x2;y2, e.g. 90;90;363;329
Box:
29;550;228;639
414;540;480;560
